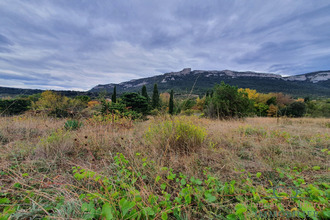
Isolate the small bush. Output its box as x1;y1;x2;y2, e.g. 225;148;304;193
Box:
181;109;195;116
35;129;74;159
64;120;82;130
145;117;207;154
0;131;8;144
239;125;267;137
149;108;160;116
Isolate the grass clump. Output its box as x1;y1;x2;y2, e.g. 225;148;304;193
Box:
64;119;82;130
145;117;207;154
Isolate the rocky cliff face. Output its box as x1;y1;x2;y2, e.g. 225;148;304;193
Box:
284;71;330;83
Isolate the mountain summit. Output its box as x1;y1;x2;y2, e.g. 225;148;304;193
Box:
90;69;330;97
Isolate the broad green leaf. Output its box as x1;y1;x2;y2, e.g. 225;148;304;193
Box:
101;203;114;220
181;178;186;185
226;214;237;220
81;202;89;212
143;207;155;216
298;201;317;220
256;172;261;178
0;198;10;204
320;210;330;218
161;212;168;220
161;183;167;190
235;204;247;215
119;198;136;217
204;192;216;203
312;166;320;171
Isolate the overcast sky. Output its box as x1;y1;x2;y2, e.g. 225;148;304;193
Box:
1;0;330;90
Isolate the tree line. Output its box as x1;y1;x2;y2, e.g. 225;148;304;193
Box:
1;82;329;118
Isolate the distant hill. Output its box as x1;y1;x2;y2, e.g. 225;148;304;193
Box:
91;69;330;98
0;86;95;98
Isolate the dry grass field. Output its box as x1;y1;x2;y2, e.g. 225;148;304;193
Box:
0;115;329;219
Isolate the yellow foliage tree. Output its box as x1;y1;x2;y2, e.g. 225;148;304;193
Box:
33;90;69;111
267;104;278;117
195;97;206;111
256;93;273;104
87;100;100;108
238;88;259;100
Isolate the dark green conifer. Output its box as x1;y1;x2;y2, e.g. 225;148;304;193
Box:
111;86;117;103
141;85;149;102
152;84;159;109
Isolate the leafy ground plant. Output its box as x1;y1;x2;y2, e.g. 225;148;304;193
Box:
64;119;83;130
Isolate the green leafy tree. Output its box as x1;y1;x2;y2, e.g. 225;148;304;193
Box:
0;99;31;115
204;82;253;119
75;95;91;104
287;101;306;117
112;86;117;103
100;100;111;115
266;97;277;106
152;84;160;109
169;89;174;115
32;91;86;117
254;103;269;117
98;89;109;101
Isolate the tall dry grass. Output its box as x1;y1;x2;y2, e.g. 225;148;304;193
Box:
0;115;329;218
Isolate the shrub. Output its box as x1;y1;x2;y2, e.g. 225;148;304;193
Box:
287;101;306;117
121;92;149;115
181;109;195;116
64;120;82;130
0;99;31;115
36;129;74;158
149;109;160;116
204;82;253;119
145;117;207;154
0;131;8;144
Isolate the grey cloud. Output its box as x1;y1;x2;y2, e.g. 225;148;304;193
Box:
0;34;13;45
0;0;330;90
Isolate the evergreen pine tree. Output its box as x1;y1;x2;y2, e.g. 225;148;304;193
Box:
169;89;174;115
111;86;117;103
152;84;159;109
141;85;149;102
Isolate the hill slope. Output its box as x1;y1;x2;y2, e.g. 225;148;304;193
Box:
0;86;95;98
91;69;330;97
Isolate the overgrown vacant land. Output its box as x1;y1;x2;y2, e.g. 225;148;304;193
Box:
0;116;329;219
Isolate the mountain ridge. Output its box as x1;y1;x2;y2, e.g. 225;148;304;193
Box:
1;69;329;98
91;68;330;97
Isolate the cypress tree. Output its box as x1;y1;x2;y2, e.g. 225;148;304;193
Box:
169;89;174;115
141;85;149;102
152;84;159;109
111;86;117;103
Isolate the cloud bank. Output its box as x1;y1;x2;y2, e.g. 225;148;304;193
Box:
1;0;330;90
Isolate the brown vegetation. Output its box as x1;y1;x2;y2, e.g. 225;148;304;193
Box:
0;115;329;218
